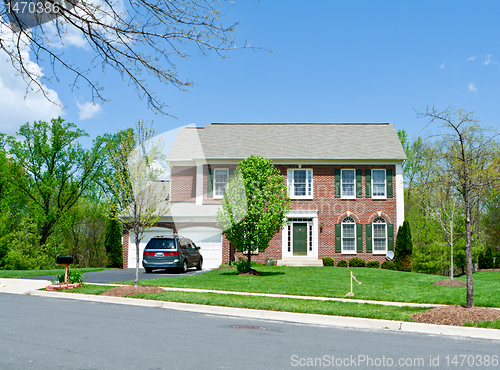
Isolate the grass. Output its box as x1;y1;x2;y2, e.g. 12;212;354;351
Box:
0;268;107;279
117;266;500;307
464;320;500;329
129;290;429;321
68;284;114;295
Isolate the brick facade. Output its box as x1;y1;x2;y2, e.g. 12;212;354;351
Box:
167;163;398;266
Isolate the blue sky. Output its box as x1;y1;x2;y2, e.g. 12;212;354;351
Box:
2;0;500;145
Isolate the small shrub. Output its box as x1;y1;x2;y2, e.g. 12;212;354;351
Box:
54;270;85;284
264;258;275;266
322;257;335;266
349;257;366;267
235;257;251;273
381;261;397;270
367;260;380;268
495;251;500;268
337;260;348;267
478;252;486;269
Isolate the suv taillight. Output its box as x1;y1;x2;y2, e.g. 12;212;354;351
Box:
143;251;155;256
164;251;180;256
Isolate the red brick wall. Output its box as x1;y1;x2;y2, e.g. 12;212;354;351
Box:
170;166;196;202
220;164;398;265
122;233;129;268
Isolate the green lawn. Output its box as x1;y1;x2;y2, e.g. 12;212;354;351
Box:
132;291;429;321
118;267;500;307
0;268;107;279
64;284;428;321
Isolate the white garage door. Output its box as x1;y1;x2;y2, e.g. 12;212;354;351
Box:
128;228;173;268
178;227;222;269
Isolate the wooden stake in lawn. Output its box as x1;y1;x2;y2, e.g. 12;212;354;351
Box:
346;271;362;297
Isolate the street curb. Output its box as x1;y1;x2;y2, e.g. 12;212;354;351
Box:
28;290;500;341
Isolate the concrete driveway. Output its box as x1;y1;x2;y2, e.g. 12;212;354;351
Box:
25;267;209;284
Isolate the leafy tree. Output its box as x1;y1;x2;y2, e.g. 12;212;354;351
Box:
105;120;169;287
418;106;500;307
104;205;124;268
2;0;249;113
485;245;495;269
394;220;413;272
59;198;108;267
6;118;106;248
216;156;290;273
483;189;500;248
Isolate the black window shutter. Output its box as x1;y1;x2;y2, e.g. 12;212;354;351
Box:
207;168;213;197
366;224;372;253
388;223;394;251
334;169;340;198
356;223;363;253
386;169;393;198
356;169;362;198
365;169;371;198
335;224;341;252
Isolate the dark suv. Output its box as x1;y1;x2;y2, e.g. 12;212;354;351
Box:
142;236;203;273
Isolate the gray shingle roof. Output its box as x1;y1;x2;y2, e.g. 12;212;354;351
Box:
168;123;406;161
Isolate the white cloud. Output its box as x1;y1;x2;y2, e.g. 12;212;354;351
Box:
0;23;64;136
467;56;476;61
468;82;477;93
77;101;102;120
440;62;445;69
484;55;494;65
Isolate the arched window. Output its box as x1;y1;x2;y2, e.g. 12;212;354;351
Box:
373;217;387;252
342;217;356;253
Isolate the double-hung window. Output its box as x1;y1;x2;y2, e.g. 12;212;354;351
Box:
341;169;355;199
288;169;313;199
213;169;229;198
372;169;386;198
373;217;387;253
342;217;356;253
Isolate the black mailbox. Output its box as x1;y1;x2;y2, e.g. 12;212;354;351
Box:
56;256;74;265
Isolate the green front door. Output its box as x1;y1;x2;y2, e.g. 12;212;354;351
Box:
293;223;307;256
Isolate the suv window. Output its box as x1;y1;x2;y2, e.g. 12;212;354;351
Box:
145;239;176;250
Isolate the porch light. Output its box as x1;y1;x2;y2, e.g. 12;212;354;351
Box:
320;223;323;232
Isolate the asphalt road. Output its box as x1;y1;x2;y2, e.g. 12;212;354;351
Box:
26;267;208;283
2;294;499;370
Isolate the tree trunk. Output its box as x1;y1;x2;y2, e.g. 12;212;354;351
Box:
134;229;140;288
450;219;454;280
464;189;474;308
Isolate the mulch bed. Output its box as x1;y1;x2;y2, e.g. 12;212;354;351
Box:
100;286;165;297
432;279;467;287
412;306;500;326
237;268;262;276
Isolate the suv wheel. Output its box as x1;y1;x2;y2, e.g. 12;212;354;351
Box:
181;259;188;273
144;267;152;273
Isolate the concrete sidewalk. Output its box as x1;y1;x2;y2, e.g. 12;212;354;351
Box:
0;278;52;294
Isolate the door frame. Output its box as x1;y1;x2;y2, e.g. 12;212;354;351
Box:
281;210;318;259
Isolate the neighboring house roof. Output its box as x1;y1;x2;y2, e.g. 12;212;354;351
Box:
167;123;407;161
167;127;205;161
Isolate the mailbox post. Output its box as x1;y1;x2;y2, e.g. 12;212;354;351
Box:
56;256;74;283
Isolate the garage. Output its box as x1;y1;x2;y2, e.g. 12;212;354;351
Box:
128;228;173;268
178;227;223;269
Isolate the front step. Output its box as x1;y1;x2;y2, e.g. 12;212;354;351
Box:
277;257;323;267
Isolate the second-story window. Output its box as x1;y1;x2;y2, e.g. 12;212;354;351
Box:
372;169;386;198
287;169;313;198
341;169;355;198
214;169;229;198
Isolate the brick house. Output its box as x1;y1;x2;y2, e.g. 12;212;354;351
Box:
123;123;406;268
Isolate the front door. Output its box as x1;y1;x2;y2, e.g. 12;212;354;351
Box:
293;223;307;256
